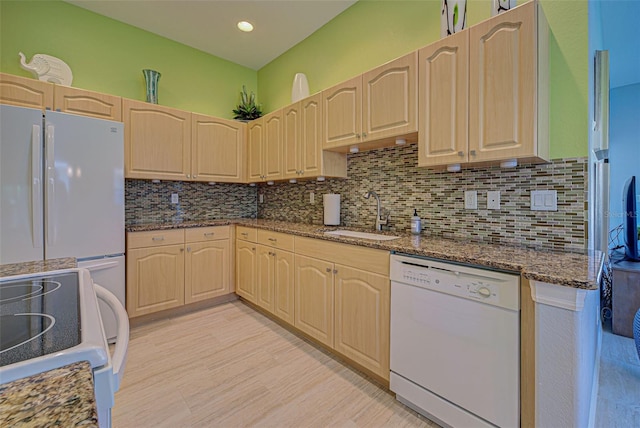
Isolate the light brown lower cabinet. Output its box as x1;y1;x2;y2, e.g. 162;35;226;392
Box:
127;226;231;318
235;228;391;381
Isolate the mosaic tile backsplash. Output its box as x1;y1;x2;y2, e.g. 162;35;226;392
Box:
257;144;588;252
125;144;587;252
125;180;257;224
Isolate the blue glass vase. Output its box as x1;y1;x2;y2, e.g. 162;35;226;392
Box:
142;69;161;104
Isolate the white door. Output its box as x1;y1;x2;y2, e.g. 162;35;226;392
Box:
44;111;124;259
0;105;44;264
79;255;126;342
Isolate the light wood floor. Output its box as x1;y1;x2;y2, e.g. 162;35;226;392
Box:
595;326;640;427
113;301;437;428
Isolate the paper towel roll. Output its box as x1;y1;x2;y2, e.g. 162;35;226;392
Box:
323;194;340;226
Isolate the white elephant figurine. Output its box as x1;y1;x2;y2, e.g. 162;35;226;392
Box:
19;52;73;86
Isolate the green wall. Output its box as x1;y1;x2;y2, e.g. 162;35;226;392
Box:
0;0;257;119
257;0;589;159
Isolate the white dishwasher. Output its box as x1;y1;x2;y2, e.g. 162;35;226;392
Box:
389;254;520;428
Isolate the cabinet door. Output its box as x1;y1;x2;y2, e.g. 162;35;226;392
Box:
300;93;323;178
0;73;53;111
362;52;418;142
126;244;185;318
323;76;361;149
282;103;300;179
256;244;275;312
294;255;334;347
264;109;283;180
334;265;390;380
54;85;122;121
184;240;230;304
469;1;536;162
123;99;191;180
236;239;257;303
192;114;245;182
247;118;263;182
273;250;295;325
418;32;469;167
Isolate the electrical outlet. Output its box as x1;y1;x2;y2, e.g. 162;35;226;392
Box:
464;191;478;210
171;193;179;204
487;191;501;210
310;192;315;204
259;194;264;203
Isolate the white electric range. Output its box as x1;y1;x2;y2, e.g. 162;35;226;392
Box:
0;268;129;427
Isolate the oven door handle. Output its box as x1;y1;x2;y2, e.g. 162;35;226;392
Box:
94;283;129;392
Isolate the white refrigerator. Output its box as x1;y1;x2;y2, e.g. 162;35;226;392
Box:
0;104;125;341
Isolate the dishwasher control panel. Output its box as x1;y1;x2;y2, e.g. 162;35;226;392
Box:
391;254;519;310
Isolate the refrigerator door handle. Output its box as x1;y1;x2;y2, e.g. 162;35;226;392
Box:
82;259;120;272
45;124;56;246
31;124;43;249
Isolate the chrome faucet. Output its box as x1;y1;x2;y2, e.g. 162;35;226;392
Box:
364;190;389;231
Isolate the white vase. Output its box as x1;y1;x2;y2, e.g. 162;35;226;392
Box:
291;73;310;103
441;0;467;38
492;0;516;16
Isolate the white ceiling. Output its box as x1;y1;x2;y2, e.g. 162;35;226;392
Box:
66;0;357;70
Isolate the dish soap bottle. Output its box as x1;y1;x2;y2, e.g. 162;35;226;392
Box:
411;209;421;235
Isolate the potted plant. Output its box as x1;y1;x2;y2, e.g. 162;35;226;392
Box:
232;85;262;121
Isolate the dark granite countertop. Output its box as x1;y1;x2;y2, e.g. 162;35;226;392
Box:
127;219;603;290
0;257;77;278
0;361;98;427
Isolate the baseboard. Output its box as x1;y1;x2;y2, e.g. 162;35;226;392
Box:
588;324;603;428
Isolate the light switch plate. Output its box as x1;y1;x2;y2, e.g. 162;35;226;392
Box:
464;191;478;210
530;190;557;211
487;191;500;210
259;194;264;203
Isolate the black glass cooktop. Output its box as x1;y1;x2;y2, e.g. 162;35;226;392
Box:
0;273;81;367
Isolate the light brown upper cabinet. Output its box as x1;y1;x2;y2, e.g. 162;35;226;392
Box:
419;1;549;168
417;31;469;167
54;85;122;121
191;113;245;183
123;99;191;180
246;109;283;183
468;0;548;164
0;73;53;111
283;93;347;181
323;52;418;152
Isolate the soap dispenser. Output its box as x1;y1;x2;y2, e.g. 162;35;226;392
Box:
411;209;421;235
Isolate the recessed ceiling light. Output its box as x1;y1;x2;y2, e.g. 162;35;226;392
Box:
237;21;254;32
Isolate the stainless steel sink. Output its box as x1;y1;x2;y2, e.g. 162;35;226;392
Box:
323;229;401;241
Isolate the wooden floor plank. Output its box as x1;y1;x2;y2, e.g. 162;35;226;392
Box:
113;301;436;428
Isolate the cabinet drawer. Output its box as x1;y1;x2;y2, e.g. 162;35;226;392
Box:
127;229;184;249
185;226;230;243
295;236;389;276
236;226;257;242
258;230;295;252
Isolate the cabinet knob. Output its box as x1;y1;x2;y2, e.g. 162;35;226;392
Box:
193;175;198;178
469;150;477;156
356;133;361;139
186;174;191;178
180;248;184;252
333;269;338;274
458;151;464;157
187;246;191;252
252;247;256;251
362;132;367;139
326;267;331;273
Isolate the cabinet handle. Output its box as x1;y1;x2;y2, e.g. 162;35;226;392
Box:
204;232;215;237
458;151;464;157
241;232;248;237
152;236;165;241
469;150;477;156
333;269;338;274
268;238;277;242
326;267;331;273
